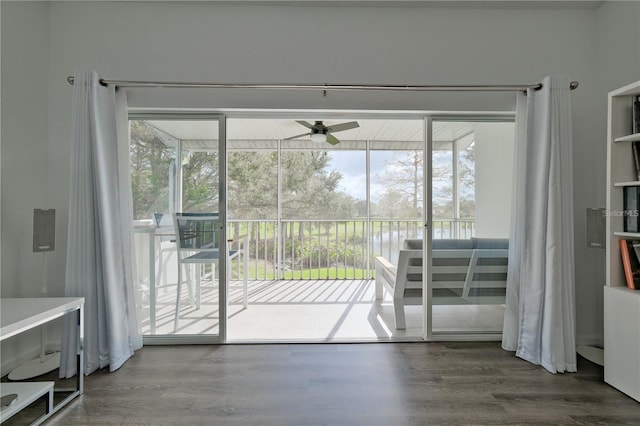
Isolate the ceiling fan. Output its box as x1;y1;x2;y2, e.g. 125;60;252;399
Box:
285;120;359;145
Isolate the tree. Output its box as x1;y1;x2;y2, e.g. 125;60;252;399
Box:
374;142;477;221
375;150;423;218
457;141;476;218
130;121;222;217
280;151;353;220
228;151;278;219
431;149;453;219
130;121;173;219
181;151;220;212
373;191;413;218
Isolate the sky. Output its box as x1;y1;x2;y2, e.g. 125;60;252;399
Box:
326;150;397;203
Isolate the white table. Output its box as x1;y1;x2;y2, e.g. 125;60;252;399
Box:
134;221;176;334
1;297;84;425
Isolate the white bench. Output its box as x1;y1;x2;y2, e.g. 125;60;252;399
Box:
375;250;423;329
375;238;509;329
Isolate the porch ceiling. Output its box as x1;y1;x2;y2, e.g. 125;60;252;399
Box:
146;118;475;151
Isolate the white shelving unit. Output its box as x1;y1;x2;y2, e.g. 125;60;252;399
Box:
605;80;640;402
0;298;84;424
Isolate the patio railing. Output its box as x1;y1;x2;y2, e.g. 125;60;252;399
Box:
228;218;475;280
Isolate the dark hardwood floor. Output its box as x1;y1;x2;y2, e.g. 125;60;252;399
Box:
9;341;640;425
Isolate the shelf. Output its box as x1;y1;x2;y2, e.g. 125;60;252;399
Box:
613;232;640;238
610;81;640;97
606;285;640;294
0;381;53;423
615;133;640;143
614;181;640;187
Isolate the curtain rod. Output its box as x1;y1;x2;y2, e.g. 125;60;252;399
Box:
65;76;579;92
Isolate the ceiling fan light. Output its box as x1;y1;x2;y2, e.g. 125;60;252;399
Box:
310;133;327;143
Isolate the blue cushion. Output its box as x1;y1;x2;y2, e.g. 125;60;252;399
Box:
432;239;473;250
471;237;509;249
402;238;509;250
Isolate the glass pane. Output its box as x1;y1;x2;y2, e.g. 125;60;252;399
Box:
280;147;367;279
181;150;219;213
223;117;426;340
130;119;220;338
432;147;453;238
130;120;176;220
227;145;278;281
431;120;514;335
458;140;476;221
228;150;278;220
370;150;423;264
180;121;219;213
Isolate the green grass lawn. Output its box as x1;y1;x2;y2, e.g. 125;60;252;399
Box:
283;268;371;280
230;260;371;280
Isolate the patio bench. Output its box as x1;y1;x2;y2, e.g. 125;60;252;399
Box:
374;238;509;329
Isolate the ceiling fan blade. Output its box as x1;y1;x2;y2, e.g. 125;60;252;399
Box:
284;132;311;141
325;121;359;133
326;133;341;145
295;120;314;130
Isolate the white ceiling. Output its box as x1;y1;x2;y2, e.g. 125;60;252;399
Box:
147;118;473;148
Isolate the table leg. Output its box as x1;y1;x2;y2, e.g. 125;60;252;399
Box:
149;233;156;335
78;304;84;395
243;239;248;309
46;386;53;415
196;264;201;310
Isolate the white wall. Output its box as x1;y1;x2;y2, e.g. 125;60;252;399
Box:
1;1;639;359
582;1;640;347
1;1;50;298
1;0;52;374
474;123;514;238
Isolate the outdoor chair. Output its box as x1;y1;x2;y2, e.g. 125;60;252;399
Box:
173;213;248;332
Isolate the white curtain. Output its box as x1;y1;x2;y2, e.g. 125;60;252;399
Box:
60;71;142;377
502;75;576;373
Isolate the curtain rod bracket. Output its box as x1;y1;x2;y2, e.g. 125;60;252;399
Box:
535;81;579;91
66;76;108;87
523;81;578;95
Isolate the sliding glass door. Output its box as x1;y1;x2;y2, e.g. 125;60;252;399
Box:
425;116;515;339
127;112;515;343
130;114;228;343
